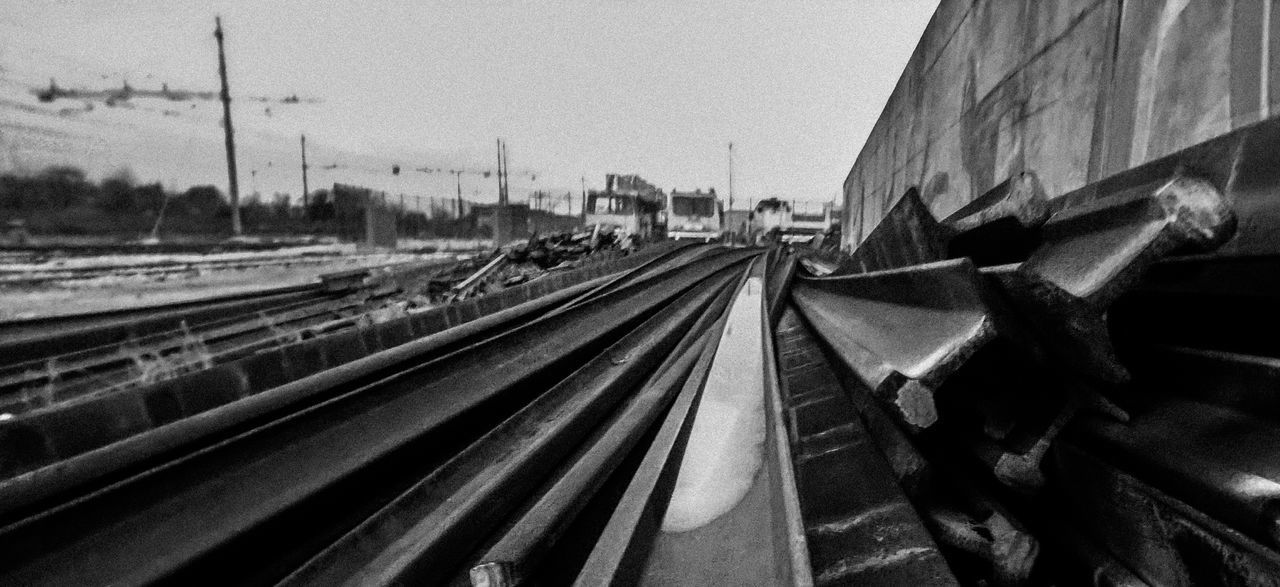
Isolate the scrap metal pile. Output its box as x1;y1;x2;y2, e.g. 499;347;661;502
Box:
784;126;1279;584
427;230;626;302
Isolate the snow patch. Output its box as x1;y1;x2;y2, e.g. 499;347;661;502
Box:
661;276;767;532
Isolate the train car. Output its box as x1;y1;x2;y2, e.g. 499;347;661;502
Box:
665;188;723;242
753;198;790;234
783;201;838;243
751;198;839;244
583;174;664;239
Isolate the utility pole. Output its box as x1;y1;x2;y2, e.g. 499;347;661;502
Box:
214;16;241;236
495;138;508;245
453;170;463;218
728;142;734;213
496;139;505;204
501;140;510;205
300;134;309;210
580;176;587;221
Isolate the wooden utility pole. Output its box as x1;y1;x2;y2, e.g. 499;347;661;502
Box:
215;16;241;235
300;134;309;209
581;176;587;221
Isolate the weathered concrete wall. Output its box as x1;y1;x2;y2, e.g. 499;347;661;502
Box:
844;0;1277;250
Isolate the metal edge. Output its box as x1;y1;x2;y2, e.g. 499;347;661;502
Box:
759;259;816;587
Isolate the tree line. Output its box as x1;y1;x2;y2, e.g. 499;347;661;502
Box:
0;165;486;239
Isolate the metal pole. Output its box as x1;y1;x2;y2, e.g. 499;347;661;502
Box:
495;139;507;245
496;139;504;205
215;16;241;236
728;141;734;212
300;134;309;210
364;190;376;247
501;140;510;205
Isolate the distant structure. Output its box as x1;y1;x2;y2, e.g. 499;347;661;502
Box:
744;198;838;244
332;183;397;248
584;174;665;238
753;198;791;234
473;203;579;238
788;200;839;235
665;188;724;241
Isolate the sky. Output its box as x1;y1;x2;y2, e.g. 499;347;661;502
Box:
0;1;938;206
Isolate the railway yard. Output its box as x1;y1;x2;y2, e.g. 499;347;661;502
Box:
7;1;1280;585
3;122;1280;585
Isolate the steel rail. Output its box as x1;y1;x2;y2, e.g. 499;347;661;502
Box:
0;284;330;366
0;246;679;478
772;308;957;585
573;299;727;586
548;242;713;316
464;259;745;587
467;326;721;587
764;246;797;326
0;248;760;586
282;260;746;586
0;256;465;369
0;272;614;500
1053;437;1280;584
758;260;816;587
607;257;812;585
792;258;1003;432
0;290;392;402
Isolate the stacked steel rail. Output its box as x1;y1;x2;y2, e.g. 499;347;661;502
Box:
775;117;1280;585
0;243;822;586
5;120;1280;586
0;257;463;414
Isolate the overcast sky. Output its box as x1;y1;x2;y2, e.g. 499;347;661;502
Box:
2;1;938;203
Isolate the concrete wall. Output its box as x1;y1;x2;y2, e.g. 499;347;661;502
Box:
844;0;1278;250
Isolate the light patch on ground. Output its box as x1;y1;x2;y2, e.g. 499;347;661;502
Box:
661;276;766;532
0;249;457;319
1;243;355;272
